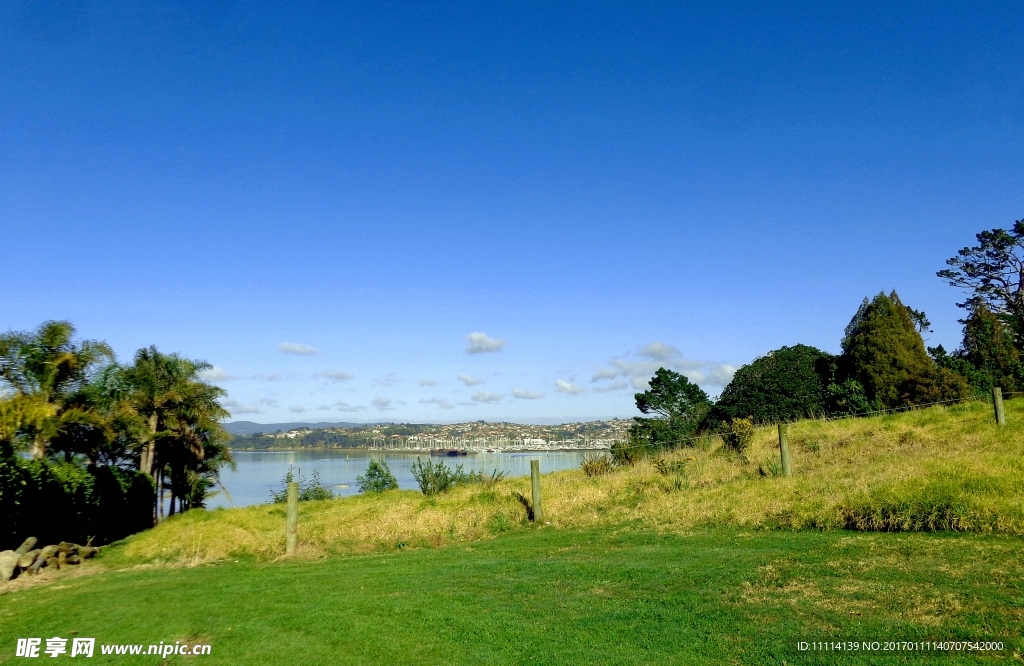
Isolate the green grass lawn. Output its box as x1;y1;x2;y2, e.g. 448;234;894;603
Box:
2;527;1021;665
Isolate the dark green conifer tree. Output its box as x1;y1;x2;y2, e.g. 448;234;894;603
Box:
930;301;1024;394
840;291;967;409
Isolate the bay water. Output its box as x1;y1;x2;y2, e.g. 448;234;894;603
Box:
208;449;592;509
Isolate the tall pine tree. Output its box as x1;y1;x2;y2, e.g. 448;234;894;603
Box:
840;291;967;409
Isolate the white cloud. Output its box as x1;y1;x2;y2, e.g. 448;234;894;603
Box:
512;388;544;400
200;366;235;381
316;370;353;382
278;342;319;356
593;381;629;393
375;373;401;387
604;341;736;390
288;405;307;413
465;332;506;354
638;341;682;362
253;373;284;381
335;401;366;412
420;397;454;409
457;373;484;386
371;397;396;411
257;397;279;407
418;379;439;386
708;364;738;385
555;380;585;395
590;368;618;382
222;399;262;415
471;391;504;404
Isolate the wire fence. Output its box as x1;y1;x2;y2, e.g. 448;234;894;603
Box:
592;389;1023;455
283;390;1020;520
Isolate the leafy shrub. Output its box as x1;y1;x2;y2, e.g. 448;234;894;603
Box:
652;456;687;476
720;418;754;453
410;458;458;495
269;466;335;503
826;378;874;416
0;455;153;549
581;453;615;477
356;460;399;493
898;365;970;406
409;458;505;495
709;344;833;425
461;468;507;487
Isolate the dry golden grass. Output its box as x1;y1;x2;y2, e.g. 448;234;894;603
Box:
114;398;1024;566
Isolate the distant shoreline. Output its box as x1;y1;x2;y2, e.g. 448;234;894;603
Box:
228;446;608;453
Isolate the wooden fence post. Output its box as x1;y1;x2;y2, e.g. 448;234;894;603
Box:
530;459;543;523
993;387;1006;426
285;481;299;554
778;424;792;477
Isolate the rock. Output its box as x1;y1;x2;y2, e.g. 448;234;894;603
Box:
0;550;18;581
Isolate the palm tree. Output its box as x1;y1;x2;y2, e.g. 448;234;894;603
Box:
122;347;233;521
0;321;113;459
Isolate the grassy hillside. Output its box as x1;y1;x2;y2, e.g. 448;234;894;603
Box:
109;398;1024;566
2;400;1021;664
2;529;1021;664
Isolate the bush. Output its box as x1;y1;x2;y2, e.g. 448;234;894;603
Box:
720;418;754;453
825;378;874;416
898;365;969;406
651;456;686;476
408;458;504;495
710;344;833;425
461;468;507;487
0;455;154;549
269;466;335;503
580;453;615;477
356;460;399;493
410;458;458;495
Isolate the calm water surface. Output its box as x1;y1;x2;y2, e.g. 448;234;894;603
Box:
208;449;591;508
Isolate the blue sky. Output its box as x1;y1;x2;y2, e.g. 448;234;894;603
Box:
2;1;1023;423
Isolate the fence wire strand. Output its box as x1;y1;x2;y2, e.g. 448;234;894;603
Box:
277;391;1019;519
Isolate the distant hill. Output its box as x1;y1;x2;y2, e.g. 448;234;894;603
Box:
223;421;384;435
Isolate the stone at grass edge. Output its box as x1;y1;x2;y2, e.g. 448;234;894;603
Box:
0;550;18;581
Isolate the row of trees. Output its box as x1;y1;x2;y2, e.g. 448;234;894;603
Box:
0;321;232;547
631;218;1024;445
